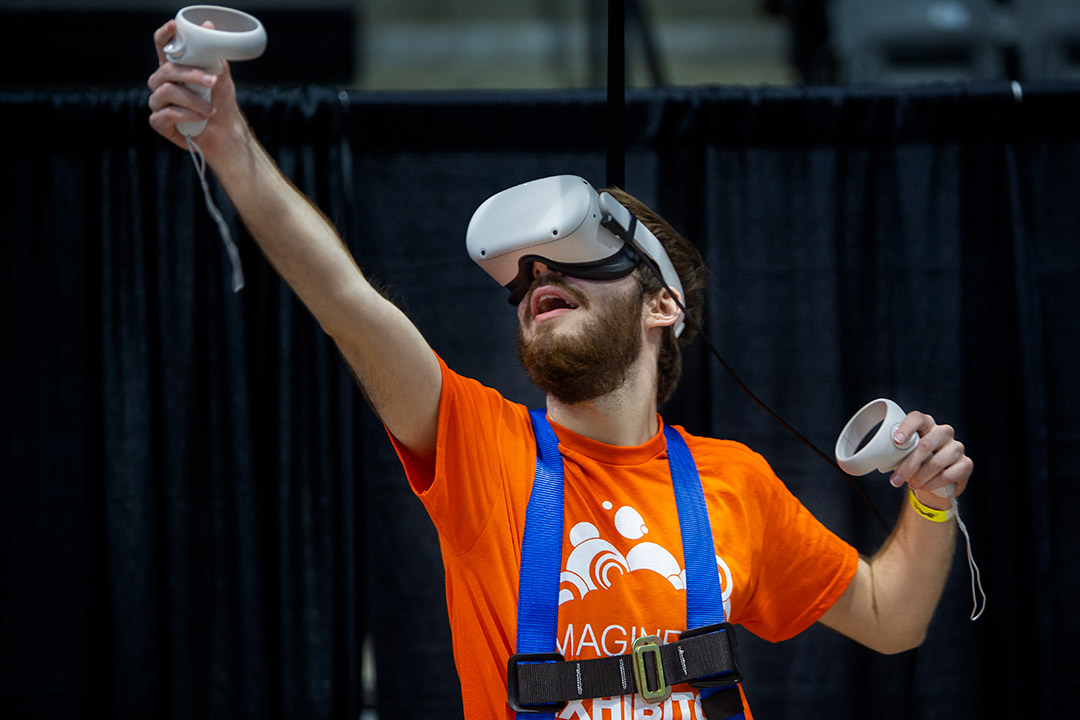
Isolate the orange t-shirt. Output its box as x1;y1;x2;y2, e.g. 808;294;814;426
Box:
392;356;858;720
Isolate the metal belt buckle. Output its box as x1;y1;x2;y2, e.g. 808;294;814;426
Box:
631;636;671;704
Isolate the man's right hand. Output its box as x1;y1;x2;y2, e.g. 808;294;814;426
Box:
147;20;247;164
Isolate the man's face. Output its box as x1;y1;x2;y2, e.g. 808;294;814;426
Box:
515;268;645;405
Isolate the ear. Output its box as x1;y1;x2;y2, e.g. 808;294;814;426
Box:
643;286;683;333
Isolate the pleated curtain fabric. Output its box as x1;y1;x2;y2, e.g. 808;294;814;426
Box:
3;82;1078;719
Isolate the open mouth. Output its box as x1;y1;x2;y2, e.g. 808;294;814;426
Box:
530;285;582;321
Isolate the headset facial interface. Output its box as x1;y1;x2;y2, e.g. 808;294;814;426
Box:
465;175;686;336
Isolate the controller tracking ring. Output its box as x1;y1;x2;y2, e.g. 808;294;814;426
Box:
164;6;267;137
834;398;918;477
165;6;266;67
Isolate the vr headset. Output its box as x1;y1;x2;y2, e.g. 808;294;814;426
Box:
466;175;686;337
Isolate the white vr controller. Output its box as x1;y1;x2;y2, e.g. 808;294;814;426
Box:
163;5;267;137
838;400;982;621
835;398;952;498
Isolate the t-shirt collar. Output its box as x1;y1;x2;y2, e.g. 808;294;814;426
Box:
546;413;668;466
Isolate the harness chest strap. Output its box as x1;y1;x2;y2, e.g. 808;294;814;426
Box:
508;622;742;707
510;410;745;718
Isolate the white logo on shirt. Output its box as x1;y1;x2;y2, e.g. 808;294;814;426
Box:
558;502;732;618
557;691;705;719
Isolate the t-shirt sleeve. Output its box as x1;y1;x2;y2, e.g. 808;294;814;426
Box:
388;353;533;555
735;451;859;642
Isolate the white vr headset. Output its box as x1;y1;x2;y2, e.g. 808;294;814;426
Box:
466;175;686;337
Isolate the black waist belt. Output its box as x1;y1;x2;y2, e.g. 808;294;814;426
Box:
507;622;743;717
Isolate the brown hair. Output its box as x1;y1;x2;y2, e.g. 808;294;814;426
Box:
600;187;707;404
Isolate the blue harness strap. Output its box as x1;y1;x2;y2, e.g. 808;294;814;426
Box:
665;425;744;717
516;410;566;659
664;424;728;629
511;410;567;720
514;411;744;719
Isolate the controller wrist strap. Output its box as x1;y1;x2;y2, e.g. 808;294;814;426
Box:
949;492;987;621
184;135;245;292
909;487;986;621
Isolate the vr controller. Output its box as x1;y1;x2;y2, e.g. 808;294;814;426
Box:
839;400;982;618
163;5;267;136
835;398;952;498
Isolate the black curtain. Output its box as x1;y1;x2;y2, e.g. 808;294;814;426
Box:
3;87;365;719
3;82;1078;719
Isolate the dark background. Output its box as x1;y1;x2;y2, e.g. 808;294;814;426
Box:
3;76;1079;720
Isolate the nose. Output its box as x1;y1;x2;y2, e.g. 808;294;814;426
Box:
531;261;561;279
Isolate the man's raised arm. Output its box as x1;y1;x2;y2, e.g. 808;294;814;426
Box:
147;20;441;459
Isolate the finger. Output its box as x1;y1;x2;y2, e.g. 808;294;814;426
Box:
912;438;971;494
149;103;216;147
940;454;973;497
893;421;953;480
148;90;216;123
147;77;217;117
153;20;177;66
930;458;972;499
891;411;933;448
906;436;962;489
888;416;947;488
908;451;974;511
147;84;218;141
149;102;214;132
154;18;216;66
910;458;972;506
148;63;218;94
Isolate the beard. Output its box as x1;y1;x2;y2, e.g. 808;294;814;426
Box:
516;279;644;405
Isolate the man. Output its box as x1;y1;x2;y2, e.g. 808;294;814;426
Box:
147;19;972;720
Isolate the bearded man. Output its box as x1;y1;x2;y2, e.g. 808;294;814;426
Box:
148;18;973;720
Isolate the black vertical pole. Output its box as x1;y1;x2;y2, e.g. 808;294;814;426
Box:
607;0;626;189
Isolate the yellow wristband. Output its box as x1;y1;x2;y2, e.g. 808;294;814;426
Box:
908;488;955;522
